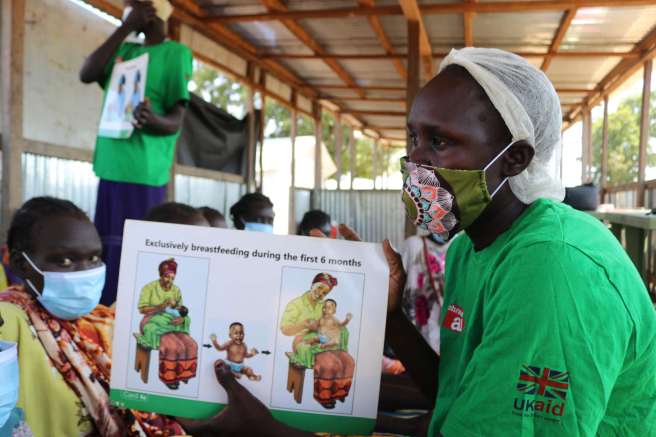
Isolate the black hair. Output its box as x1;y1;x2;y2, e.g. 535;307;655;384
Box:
198;206;225;224
297;209;331;236
7;196;89;255
325;299;337;307
229;322;243;330
145;202;204;225
229;192;273;225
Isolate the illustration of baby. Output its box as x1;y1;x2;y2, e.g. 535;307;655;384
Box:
309;299;352;349
210;322;261;381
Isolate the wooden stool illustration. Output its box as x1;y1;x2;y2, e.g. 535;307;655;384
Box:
287;362;306;403
134;334;152;384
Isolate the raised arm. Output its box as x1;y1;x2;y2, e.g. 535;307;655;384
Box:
340;313;352;327
210;334;230;351
79;2;156;84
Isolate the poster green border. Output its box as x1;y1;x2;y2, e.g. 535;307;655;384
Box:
110;389;375;434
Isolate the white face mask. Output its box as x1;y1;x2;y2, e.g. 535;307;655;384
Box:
0;341;19;429
22;253;106;320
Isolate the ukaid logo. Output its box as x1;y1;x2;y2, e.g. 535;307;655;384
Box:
442;304;464;333
513;365;569;422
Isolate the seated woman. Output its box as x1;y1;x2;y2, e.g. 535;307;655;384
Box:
136;258;197;389
280;273;354;409
0;197;185;436
139;202;209;390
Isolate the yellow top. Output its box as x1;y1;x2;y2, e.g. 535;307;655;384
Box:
0;302;93;437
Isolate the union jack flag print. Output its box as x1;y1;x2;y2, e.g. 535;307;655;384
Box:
517;365;569;400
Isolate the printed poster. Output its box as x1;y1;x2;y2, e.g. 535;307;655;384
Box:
109;220;389;434
97;53;148;139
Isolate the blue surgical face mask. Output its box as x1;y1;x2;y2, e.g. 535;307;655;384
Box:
243;222;274;234
0;341;19;428
22;253;106;320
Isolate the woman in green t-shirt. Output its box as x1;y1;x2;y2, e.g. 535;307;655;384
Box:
80;0;192;307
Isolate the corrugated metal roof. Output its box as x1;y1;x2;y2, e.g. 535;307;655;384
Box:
86;0;656;144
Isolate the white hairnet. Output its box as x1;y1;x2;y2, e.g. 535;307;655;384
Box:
439;48;565;203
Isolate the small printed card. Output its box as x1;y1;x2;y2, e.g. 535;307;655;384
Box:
109;220;389;434
97;53;148;139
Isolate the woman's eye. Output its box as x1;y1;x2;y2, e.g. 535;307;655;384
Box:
431;137;448;149
90;255;101;264
409;133;418;148
59;258;73;267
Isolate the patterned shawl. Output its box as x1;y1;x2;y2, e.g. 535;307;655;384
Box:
0;286;186;437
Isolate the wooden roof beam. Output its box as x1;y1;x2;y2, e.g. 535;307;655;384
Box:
541;8;577;71
464;0;477;48
565;25;656;122
359;0;407;81
260;0;365;98
343;110;406;116
399;0;434;78
265;50;638;60
208;1;656;22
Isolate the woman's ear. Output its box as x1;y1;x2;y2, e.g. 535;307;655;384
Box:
502;140;535;177
10;251;43;295
9;251;28;279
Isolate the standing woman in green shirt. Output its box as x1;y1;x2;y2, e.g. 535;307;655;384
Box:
80;0;192;305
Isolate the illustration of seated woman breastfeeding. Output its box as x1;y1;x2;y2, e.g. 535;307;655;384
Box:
135;258;198;389
281;272;355;409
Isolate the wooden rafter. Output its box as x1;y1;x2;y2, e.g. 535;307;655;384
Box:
399;0;433;78
359;0;407;81
264;50;637;60
541;8;577;71
565;25;656;122
464;0;477;47
344;109;406;116
260;0;365;99
208;1;656;23
82;0;381;138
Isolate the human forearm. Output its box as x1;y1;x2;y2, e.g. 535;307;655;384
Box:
385;310;439;401
135;102;186;135
79;24;132;84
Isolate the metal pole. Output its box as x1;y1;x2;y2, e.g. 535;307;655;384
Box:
1;0;26;230
314;102;322;190
405;18;420;237
289;99;297;234
334;113;342;189
638;60;652;207
349;127;355;190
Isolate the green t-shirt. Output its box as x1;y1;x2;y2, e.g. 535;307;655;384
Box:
94;41;192;186
430;199;656;436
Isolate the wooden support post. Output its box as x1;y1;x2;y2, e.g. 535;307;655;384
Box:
638;60;652;207
600;96;609;202
313;102;322;190
405;18;420;236
246;63;257;191
258;72;266;192
348;127;355;190
334;113;342;189
289;91;297;234
1;0;26;229
372;139;378;190
581;108;592;184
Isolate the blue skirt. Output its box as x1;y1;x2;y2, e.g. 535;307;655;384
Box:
95;179;166;305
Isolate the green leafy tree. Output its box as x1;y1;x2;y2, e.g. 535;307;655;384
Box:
189;61;248;118
592;94;656;185
190;62;399;182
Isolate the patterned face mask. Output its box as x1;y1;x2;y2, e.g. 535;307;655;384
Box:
401;142;514;242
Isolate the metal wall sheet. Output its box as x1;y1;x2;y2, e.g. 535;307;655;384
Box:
174;174;246;228
312;189;405;248
22;153;99;219
21;153;246;226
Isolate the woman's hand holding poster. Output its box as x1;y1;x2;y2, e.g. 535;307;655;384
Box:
109;220;389;435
